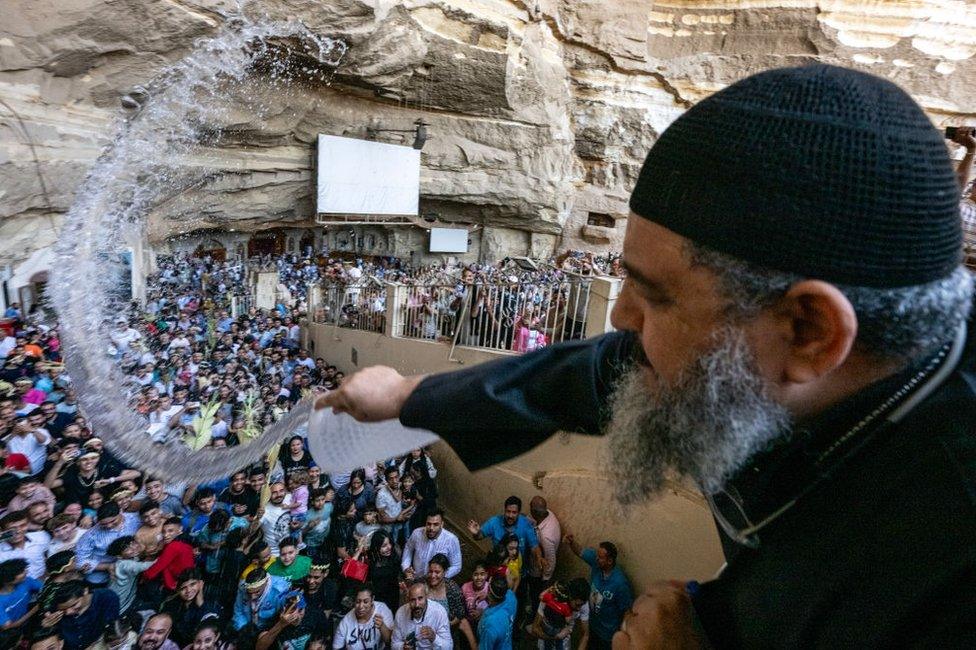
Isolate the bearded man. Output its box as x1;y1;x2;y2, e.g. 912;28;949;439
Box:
316;64;976;646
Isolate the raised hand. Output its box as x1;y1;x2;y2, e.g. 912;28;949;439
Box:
313;366;424;422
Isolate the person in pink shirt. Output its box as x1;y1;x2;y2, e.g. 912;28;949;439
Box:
285;469;309;516
460;561;490;649
511;313;548;353
14;379;46;406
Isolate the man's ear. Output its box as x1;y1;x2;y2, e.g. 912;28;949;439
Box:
777;280;858;384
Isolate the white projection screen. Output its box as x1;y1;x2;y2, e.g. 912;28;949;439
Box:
429;228;469;253
317;135;421;216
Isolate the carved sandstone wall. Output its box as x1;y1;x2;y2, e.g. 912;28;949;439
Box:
2;0;975;265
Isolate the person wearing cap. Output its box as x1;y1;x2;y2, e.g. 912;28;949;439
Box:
84;438;140;485
47;448;101;506
4;453;32;478
319;64;976;646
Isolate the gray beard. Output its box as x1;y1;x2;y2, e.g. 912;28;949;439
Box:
604;325;792;504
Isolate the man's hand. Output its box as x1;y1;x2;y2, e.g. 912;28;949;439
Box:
952;126;976;151
280;602;303;626
41;610;64;627
404;567;415;581
539;556;550;574
419;626;435;641
466;520;480;537
612;581;700;650
313;366;424;422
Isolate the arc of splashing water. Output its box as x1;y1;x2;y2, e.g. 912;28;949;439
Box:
51;15;347;482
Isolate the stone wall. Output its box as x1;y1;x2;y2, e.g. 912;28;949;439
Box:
3;0;976;269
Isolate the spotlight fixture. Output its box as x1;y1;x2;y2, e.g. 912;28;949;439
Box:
365;119;430;150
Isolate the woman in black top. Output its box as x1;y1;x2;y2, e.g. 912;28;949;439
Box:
366;530;402;612
330;498;358;563
279;435;314;475
207;527;249;614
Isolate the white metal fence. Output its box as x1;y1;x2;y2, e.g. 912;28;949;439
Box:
443;279;592;352
314;279;386;333
315;278;593;354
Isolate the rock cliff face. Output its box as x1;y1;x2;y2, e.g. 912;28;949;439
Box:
2;0;975;265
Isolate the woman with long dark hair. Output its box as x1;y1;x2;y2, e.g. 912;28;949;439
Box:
278;435;314;475
331;498;358;563
337;468;374;518
208;527;249;613
364;530;401;612
425;553;467;634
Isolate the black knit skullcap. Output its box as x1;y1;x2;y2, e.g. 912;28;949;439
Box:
629;64;962;288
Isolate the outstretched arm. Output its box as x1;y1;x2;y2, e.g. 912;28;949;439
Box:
402;331;634;468
317;331;634;471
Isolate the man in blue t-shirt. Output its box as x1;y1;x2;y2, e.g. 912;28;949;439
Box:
0;559;42;645
47;581;120;650
479;576;517;650
566;535;633;649
467;495;544;573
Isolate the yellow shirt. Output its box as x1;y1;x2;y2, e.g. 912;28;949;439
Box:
241;557;275;579
506;555;522;582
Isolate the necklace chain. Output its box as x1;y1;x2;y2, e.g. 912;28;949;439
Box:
816;341;951;466
78;469;99;488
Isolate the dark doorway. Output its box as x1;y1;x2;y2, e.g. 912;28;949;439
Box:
247;230;284;257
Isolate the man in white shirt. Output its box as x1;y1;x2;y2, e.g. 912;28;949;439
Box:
6;416;50;476
109;320;141;354
257;481;293;556
0;510;48;579
392;582;453;650
296;350;316;371
401;510;462;580
168;333;191;351
376;467;412;544
0;334;15;359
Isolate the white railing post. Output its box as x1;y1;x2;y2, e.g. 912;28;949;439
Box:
384;282;404;337
308;284;322;323
584;277;622;339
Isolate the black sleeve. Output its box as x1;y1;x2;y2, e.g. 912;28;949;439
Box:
399;330;636;470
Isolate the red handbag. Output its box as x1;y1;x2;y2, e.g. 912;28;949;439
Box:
341;557;369;582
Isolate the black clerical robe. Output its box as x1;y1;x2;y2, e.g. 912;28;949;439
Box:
400;328;976;647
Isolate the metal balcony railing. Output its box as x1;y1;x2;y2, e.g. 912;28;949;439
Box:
310;277;597;355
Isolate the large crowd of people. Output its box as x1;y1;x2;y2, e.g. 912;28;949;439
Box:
0;249;632;650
